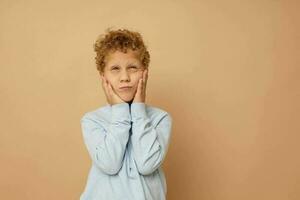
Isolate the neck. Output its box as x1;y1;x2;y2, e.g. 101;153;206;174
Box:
127;99;133;106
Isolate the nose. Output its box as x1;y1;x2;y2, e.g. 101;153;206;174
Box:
120;70;130;82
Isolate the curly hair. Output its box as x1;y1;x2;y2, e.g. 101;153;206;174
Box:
93;28;150;73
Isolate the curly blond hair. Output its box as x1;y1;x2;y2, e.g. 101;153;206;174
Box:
93;28;150;73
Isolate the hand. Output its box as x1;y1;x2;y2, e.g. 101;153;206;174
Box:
101;75;125;105
133;69;148;103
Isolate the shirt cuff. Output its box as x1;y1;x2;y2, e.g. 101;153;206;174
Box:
111;102;131;122
130;102;148;121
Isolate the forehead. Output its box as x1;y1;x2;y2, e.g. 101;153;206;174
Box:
105;49;141;66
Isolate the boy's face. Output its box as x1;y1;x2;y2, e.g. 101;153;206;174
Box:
101;49;145;103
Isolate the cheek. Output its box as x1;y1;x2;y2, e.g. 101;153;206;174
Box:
133;73;143;84
106;80;117;90
132;79;141;89
104;76;114;86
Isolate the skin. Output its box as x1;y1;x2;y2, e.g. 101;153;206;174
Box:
99;49;148;105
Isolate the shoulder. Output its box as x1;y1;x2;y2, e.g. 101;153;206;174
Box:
80;104;111;124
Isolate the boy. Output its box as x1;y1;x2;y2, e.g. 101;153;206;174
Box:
80;28;173;200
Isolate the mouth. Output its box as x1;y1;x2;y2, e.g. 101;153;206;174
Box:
119;86;132;91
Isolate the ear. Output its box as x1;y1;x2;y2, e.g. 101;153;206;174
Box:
99;71;104;77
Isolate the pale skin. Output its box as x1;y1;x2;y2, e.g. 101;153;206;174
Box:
99;49;149;105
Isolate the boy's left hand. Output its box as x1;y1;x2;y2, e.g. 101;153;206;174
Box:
133;69;148;103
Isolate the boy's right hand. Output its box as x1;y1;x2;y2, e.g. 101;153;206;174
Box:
101;75;125;105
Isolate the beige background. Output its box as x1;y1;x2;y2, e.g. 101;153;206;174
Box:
1;0;299;199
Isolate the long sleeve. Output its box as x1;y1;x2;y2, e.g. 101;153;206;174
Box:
80;103;131;175
130;102;173;175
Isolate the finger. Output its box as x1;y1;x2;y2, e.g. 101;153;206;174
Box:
136;78;140;94
138;78;143;94
143;69;148;87
108;82;123;103
103;77;113;100
100;76;105;92
106;81;113;96
101;76;109;96
101;76;111;103
143;69;147;93
107;81;119;98
101;76;105;90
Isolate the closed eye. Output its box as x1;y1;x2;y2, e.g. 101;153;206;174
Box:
110;66;138;71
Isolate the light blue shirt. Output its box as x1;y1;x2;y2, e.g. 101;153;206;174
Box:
80;102;173;200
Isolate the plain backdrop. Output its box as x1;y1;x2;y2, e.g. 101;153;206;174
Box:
0;0;299;199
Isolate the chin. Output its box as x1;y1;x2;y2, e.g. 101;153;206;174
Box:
119;95;134;103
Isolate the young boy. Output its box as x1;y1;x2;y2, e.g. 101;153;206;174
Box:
80;28;173;200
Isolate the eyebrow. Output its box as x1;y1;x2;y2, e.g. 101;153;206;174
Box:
109;63;139;68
